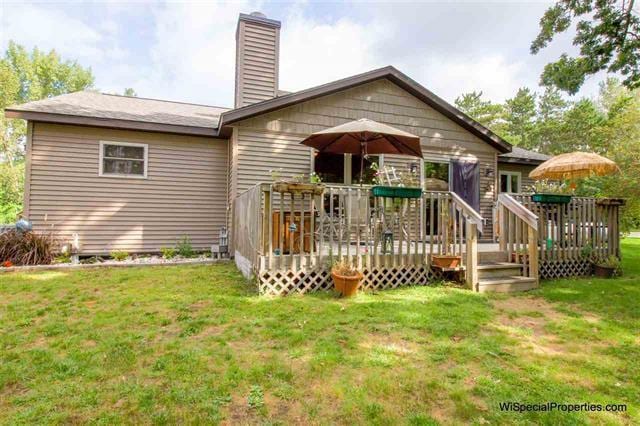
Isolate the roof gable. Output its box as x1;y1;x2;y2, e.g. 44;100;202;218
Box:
219;66;512;153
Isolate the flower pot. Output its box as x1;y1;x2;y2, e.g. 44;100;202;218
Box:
331;270;364;297
594;264;616;278
431;255;461;269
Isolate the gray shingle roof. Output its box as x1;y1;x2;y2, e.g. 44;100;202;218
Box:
499;146;550;164
6;91;229;129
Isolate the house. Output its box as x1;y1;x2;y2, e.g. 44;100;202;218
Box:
5;12;550;256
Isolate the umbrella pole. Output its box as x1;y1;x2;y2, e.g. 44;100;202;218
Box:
360;140;365;187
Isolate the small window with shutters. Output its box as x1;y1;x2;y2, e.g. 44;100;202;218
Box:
99;141;148;178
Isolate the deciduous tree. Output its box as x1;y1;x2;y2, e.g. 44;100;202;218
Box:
531;0;640;94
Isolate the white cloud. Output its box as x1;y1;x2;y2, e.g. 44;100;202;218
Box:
414;54;527;102
1;3;104;61
280;11;383;91
2;1;602;107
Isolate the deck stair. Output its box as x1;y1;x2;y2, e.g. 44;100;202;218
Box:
475;251;537;293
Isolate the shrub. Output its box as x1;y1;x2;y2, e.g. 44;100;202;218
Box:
176;235;194;257
598;255;621;270
110;250;129;261
161;247;177;259
0;230;57;266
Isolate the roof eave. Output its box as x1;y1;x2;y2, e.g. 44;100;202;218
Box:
5;109;225;138
217;66;512;153
498;156;546;166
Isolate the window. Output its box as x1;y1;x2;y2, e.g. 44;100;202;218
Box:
313;152;344;184
423;160;450;190
99;141;148;178
313;152;379;184
499;171;521;193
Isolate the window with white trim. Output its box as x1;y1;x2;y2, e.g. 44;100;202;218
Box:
99;141;148;178
499;171;521;193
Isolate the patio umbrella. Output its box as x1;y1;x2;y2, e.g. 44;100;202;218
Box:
300;118;423;185
529;151;620;180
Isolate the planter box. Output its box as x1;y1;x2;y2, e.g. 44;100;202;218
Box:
372;186;422;199
272;182;325;195
594;264;616;278
532;193;572;204
431;255;461;269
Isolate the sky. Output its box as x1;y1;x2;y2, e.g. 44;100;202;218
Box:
0;0;605;108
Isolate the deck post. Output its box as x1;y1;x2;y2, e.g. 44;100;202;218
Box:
465;221;478;291
527;225;539;286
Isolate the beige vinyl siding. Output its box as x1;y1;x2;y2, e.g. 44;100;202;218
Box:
235;19;279;107
27;123;227;254
232;79;500;237
498;163;537;192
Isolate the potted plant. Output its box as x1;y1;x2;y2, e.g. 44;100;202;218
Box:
531;180;573;204
331;260;364;297
594;255;621;278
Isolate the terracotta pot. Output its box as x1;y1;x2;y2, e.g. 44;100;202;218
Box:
331;270;364;297
431;255;461;269
594;264;615;278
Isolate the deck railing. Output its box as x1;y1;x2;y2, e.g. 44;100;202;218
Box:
495;193;623;279
512;194;622;262
233;183;483;289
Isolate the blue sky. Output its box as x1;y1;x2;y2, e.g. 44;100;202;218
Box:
1;1;604;107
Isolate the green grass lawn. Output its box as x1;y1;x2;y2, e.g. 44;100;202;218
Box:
1;240;638;425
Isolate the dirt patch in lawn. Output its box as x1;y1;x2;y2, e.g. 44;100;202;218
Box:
491;296;608;359
358;333;420;356
492;297;568;356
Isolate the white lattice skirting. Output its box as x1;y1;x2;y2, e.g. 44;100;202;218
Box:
540;259;593;279
258;265;444;295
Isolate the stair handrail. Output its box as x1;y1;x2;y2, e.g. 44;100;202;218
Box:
497;194;538;230
449;192;484;234
496;193;539;284
447;192;482;290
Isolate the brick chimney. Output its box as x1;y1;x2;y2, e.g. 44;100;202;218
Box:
235;12;281;108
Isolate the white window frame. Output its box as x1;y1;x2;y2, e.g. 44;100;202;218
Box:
99;141;148;179
499;171;521;193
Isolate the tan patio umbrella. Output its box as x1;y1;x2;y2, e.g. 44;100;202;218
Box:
300;118;423;185
529;151;620;180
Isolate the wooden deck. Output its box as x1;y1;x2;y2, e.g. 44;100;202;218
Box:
233;183;623;294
